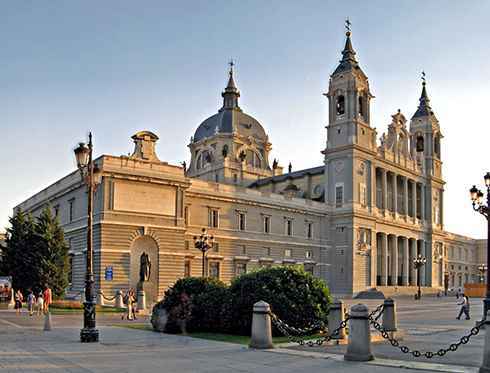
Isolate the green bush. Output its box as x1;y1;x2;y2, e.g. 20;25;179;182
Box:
152;277;229;333
227;266;331;335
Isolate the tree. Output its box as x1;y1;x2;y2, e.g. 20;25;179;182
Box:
2;210;37;292
2;207;69;297
34;207;69;297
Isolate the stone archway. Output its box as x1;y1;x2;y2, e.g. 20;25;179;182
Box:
129;235;159;303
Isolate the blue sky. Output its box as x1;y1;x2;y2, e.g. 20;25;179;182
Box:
1;1;490;238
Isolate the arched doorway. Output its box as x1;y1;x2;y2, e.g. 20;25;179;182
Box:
129;236;159;303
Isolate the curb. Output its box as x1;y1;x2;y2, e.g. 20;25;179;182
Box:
266;348;478;373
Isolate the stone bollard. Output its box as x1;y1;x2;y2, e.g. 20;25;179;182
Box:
344;304;374;362
8;289;15;309
44;312;52;331
115;290;124;309
327;299;346;339
249;301;274;349
382;298;397;333
97;290;104;307
480;312;490;373
137;290;146;311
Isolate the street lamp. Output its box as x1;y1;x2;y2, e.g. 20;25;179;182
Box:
413;254;427;300
74;132;101;343
193;228;215;277
470;174;490;321
479;264;488;284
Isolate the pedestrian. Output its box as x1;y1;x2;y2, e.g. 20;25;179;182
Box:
456;294;471;320
122;289;132;320
14;289;23;316
43;285;52;313
36;292;44;316
26;289;35;316
130;289;137;320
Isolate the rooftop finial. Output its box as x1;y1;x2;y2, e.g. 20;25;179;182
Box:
421;70;426;85
229;59;235;75
345;18;351;35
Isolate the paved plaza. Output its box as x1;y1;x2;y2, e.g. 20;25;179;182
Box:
0;296;486;372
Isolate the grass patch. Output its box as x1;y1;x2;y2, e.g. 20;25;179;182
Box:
187;332;323;345
50;305;126;314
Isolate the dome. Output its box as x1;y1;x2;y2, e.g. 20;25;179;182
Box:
192;64;268;143
193;110;268;143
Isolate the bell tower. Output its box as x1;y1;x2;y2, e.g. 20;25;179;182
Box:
324;23;376;152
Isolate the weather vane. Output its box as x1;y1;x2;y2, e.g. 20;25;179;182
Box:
229;59;235;71
345;18;351;33
421;71;426;83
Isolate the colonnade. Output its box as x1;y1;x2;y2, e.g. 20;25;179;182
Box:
375;168;427;222
375;233;429;287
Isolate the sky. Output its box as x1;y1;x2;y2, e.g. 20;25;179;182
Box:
1;1;489;238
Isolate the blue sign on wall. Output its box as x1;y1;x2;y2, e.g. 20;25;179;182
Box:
105;266;113;281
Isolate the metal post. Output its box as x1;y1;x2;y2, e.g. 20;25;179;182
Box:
485;210;490;320
80;133;99;343
202;251;205;277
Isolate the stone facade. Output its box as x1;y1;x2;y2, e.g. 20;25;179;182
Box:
14;30;486;298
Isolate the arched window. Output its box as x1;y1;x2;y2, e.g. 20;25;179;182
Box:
416;135;424;153
336;95;345;116
245;149;262;168
434;135;441;159
196;150;213;169
358;95;364;118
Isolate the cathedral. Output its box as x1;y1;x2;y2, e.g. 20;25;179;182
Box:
15;28;484;299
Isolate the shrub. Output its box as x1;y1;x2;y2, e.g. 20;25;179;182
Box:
227;266;331;335
152;277;229;333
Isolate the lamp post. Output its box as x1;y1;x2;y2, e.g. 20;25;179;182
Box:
74;132;101;343
413;254;427;300
193;228;214;277
479;264;488;284
470;173;490;321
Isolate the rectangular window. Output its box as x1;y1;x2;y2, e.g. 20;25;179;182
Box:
209;262;220;279
284;249;292;258
266;247;271;256
184;206;189;225
306;222;313;239
184;260;191;277
238;212;246;231
235;262;247;276
263;216;271;234
208;209;219;228
285;219;293;236
185;240;189;250
305;250;312;259
68;254;74;286
241;245;247;255
213;242;219;253
335;185;343;208
69;199;75;222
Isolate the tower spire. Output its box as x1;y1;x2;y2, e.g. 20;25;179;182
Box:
332;19;360;75
412;71;433;118
221;59;240;110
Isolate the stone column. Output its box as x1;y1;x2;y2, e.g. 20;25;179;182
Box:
328;299;346;340
393;173;398;215
380;233;388;286
412;181;417;221
421;184;425;221
402;238;409;286
382;169;388;211
371;230;377;287
403;177;409;216
390;235;398;286
410;239;417;286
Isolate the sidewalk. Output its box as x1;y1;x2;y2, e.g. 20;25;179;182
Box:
0;315;479;373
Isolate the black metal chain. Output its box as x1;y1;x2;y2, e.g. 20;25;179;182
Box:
368;304;384;321
271;312;349;346
369;316;484;359
101;293;118;301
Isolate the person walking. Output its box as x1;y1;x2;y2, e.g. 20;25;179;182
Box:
456;294;471;320
26;289;35;316
130;288;137;320
43;285;52;313
14;289;23;316
36;292;44;316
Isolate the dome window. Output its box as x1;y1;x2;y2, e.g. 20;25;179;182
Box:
416;136;424;153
